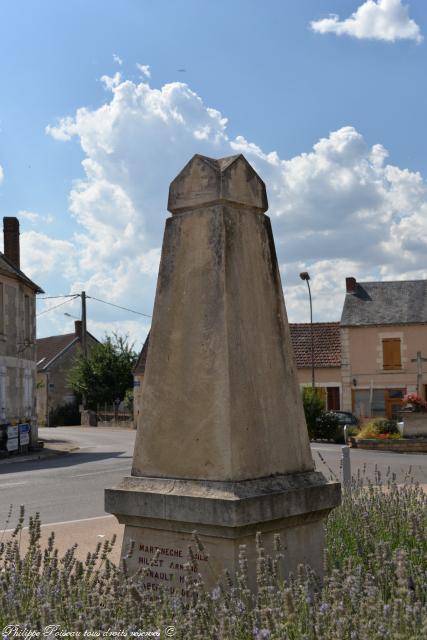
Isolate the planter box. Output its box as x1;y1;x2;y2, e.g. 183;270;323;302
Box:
350;437;427;453
399;412;427;438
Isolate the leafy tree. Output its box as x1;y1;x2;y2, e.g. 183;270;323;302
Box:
68;333;138;409
302;387;325;439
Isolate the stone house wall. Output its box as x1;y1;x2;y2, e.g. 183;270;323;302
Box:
0;271;38;442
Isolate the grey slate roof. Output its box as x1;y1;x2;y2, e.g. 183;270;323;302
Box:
341;280;427;326
0;252;44;293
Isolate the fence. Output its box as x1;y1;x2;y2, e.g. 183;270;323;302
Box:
96;404;132;424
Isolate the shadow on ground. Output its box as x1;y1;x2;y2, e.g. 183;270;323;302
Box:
0;450;132;475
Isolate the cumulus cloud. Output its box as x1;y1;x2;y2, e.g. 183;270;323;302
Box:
136;63;151;78
113;53;123;66
43;73;427;341
0;164;3;183
18;210;54;224
311;0;423;43
21;231;76;281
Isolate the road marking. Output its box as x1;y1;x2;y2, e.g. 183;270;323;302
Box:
0;482;27;488
70;467;130;478
1;514;116;533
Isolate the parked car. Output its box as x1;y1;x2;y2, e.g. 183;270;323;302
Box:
328;411;360;427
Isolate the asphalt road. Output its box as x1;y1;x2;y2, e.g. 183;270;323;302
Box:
0;427;425;529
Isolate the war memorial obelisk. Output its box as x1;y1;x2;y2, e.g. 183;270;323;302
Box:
105;154;340;592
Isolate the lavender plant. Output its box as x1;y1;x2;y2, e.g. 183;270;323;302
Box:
0;477;426;639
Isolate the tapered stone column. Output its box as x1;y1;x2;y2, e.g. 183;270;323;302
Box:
105;154;340;593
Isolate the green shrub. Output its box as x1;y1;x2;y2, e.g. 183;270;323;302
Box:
49;401;81;427
302;387;325;438
313;411;340;441
357;417;399;440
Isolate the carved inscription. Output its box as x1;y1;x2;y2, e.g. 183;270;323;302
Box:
137;542;209;595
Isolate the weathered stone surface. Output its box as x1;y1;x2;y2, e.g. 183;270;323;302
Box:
105;472;340;530
131;204;313;481
105;154;340;590
168;154;268;214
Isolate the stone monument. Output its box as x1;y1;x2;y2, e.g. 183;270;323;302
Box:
105;154;340;593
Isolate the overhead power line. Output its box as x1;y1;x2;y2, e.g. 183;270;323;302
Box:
36;295;80;318
38;294;80;300
88;295;152;318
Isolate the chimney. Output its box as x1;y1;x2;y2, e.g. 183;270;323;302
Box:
346;277;357;293
75;320;82;340
3;217;20;269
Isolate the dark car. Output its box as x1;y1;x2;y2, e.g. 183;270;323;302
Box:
328;411;359;427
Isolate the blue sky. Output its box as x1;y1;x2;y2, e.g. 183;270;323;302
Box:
0;0;426;347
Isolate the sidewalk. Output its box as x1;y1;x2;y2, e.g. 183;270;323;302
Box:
0;437;79;465
2;515;123;565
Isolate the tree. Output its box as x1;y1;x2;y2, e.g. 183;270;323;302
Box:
302;387;325;439
68;333;138;409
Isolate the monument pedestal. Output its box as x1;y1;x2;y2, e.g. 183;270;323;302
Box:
105;154;340;591
106;471;339;591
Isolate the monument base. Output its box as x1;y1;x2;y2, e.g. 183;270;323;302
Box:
105;472;340;591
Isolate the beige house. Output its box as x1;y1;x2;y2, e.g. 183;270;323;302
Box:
36;321;98;426
0;217;44;447
341;277;427;419
289;322;342;410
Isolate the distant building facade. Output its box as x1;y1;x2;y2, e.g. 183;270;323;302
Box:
289;322;342;410
341;277;427;420
36;321;98;425
0;217;44;446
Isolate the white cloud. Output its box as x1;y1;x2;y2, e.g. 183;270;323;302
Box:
136;63;151;78
113;53;123;66
100;72;122;90
43;73;427;342
0;165;3;183
311;0;423;43
18;210;54;224
21;231;76;281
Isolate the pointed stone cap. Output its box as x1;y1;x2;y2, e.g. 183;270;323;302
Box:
168;154;268;214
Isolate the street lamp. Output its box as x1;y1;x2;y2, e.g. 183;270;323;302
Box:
299;271;315;389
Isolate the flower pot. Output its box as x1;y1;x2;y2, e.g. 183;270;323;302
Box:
400;411;427;438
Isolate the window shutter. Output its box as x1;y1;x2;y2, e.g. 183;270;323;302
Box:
383;339;401;369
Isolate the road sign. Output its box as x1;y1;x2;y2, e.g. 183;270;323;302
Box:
7;425;18;439
6;438;18;452
19;423;30;446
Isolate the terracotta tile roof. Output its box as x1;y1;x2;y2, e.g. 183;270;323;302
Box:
36;333;77;371
289;322;341;368
134;333;150;375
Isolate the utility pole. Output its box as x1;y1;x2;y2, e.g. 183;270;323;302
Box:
81;291;87;409
81;291;87;359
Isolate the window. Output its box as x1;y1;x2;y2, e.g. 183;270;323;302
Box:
24;294;30;342
327;387;340;410
382;338;401;370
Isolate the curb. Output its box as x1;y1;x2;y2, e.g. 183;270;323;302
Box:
350;437;427;453
0;442;80;465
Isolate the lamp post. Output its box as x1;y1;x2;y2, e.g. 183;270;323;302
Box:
299;271;315;389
